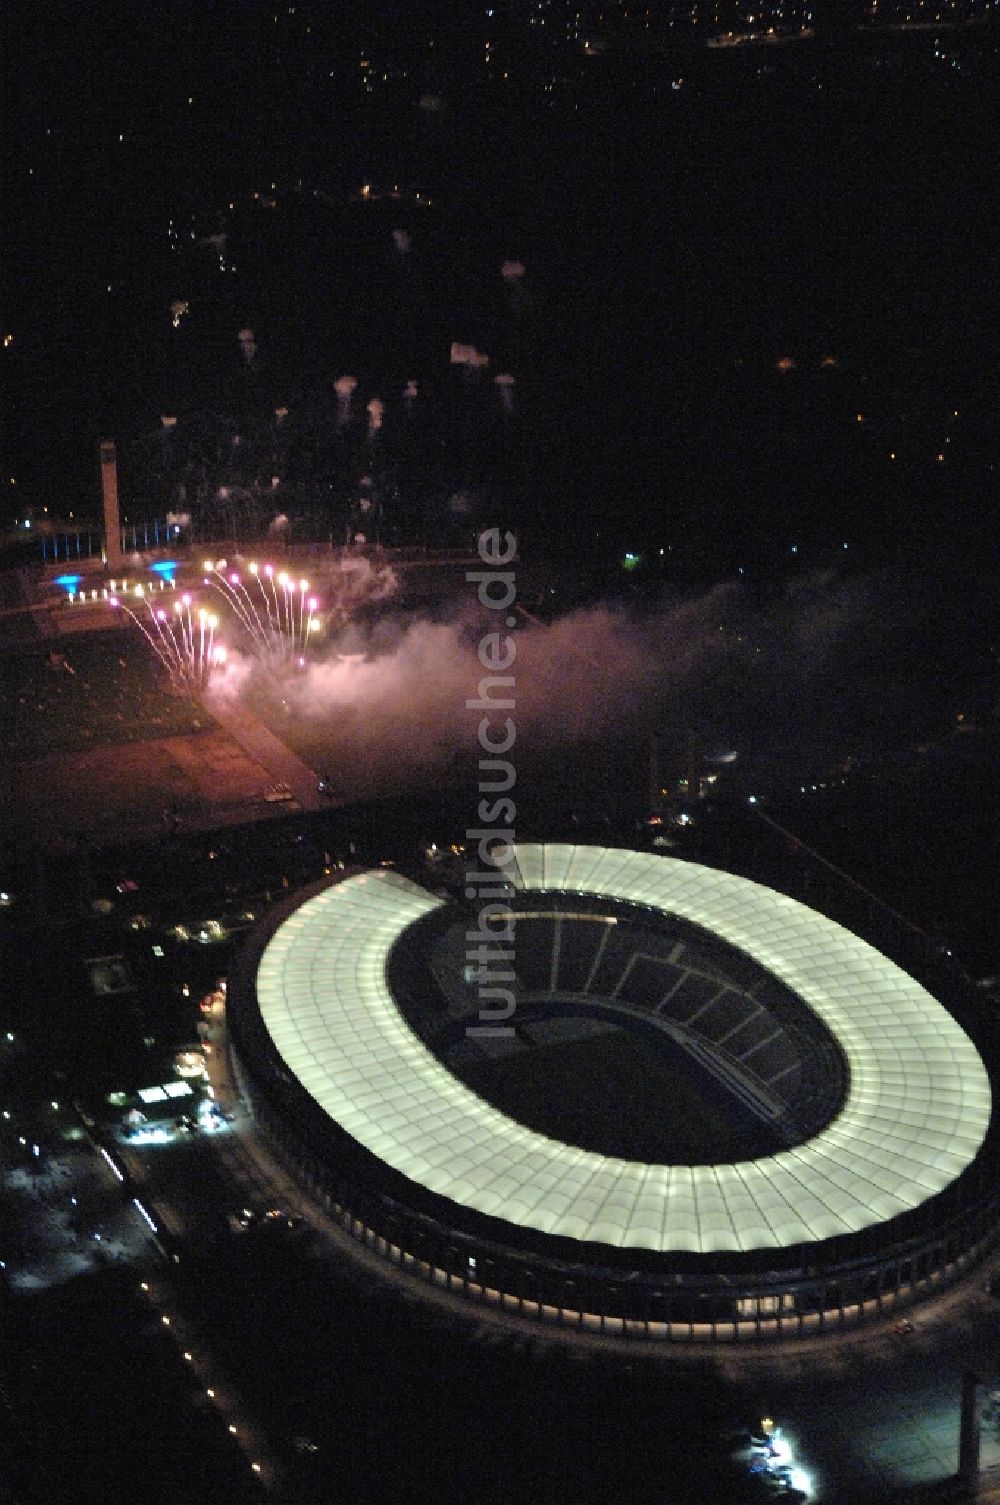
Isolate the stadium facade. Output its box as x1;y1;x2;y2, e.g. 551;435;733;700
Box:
227;845;998;1342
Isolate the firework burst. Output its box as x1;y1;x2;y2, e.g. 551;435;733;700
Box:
110;586;224;696
202;560;320;668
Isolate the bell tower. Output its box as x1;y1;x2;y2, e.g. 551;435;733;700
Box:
100;439;124;568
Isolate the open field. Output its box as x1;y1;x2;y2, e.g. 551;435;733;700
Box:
0;626;324;853
1;732;291;852
0;628;207;761
462;1027;773;1164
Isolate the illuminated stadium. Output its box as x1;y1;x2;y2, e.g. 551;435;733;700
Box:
227;845;999;1341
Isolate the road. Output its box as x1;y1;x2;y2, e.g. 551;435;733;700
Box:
200;687;327;814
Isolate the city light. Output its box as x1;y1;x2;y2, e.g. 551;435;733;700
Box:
134;1198;159;1232
5;17;994;1505
99;1146;125;1181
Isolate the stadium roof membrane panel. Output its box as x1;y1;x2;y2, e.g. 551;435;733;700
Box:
254;845;992;1255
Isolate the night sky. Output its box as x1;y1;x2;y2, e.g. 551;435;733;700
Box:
4;3;998;565
3;14;1000;1505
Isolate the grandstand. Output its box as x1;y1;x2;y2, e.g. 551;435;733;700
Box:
390;890;847;1159
227;845;998;1342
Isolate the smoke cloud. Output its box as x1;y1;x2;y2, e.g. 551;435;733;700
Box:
334;374;357;427
494;372;516;412
450;342;490;369
235;572;872;800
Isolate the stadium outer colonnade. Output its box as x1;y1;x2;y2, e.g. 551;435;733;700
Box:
237;1085;997;1343
227;847;999;1344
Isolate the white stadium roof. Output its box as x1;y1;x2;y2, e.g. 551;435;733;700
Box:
254;845;992;1255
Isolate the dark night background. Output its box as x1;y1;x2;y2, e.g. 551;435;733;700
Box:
2;6;1000;1504
4;2;998;564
